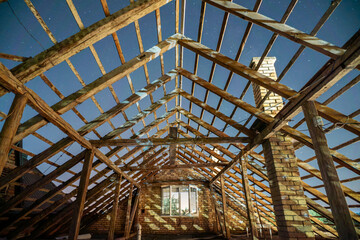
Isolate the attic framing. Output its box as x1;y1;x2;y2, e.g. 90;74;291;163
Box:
0;0;359;239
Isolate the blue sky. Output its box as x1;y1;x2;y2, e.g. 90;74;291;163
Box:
0;0;359;213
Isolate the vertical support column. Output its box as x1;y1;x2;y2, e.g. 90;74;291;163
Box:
240;157;258;240
124;184;134;238
169;127;178;164
0;94;27;176
108;174;122;240
302;101;358;239
220;176;230;239
251;57;314;239
69;149;94;240
128;189;141;236
210;185;223;234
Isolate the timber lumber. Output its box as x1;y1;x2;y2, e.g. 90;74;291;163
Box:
178;89;254;137
202;0;345;59
303;101;358;239
121;162;228;171
102;90;178;140
0;63;139;188
128;189;141;238
179;151;277;228
4;0;175;96
177;33;360;135
210;185;223;234
177;115;360;226
69;149;95;240
0;52;28;62
0;94;27;176
169;127;178;164
220;176;231;239
240;157;258;240
176;69;360;182
9;121;173;237
176;112;267;179
1;108;172;232
26;164;153;239
90;136;250;146
124;184;134;238
0;150;86;216
13;45;178;144
0;71;177;190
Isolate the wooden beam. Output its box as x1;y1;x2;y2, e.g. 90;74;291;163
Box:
179;89;254;137
220;176;230;239
0;82;176;193
210;184;224;235
122;162;227;171
0;94;27;176
0;53;28;62
302;101;358;239
177;31;360;135
108;174;122;240
3;0;175;96
0;62;140;188
90;136;250;147
68;149;94;240
128;189;141;237
169;127;177;164
240;157;258;240
14;42;178;144
124;184;134;238
202;0;345;59
177;69;360;182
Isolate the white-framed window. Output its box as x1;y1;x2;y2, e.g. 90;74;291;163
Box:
161;185;198;216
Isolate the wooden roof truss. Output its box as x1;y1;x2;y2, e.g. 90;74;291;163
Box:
0;0;359;238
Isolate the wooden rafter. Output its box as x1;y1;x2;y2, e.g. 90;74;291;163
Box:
2;0;174;97
202;0;346;59
90;136;250;147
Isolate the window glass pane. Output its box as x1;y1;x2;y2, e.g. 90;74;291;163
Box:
171;187;180;215
162;187;170;215
180;186;189;216
190;187;197;214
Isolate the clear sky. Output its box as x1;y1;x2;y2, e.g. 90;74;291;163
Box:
0;0;359;212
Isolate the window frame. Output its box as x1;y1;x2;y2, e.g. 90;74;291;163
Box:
161;184;199;217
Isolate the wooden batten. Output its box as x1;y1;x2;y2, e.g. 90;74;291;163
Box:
302;101;358;239
169;127;178;164
0;94;27;176
124;184;134;238
220;176;231;239
240;157;258;240
0;0;359;238
68;149;94;240
90;136;250;147
108;174;122;240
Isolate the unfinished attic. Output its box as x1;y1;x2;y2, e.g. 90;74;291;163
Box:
0;0;359;239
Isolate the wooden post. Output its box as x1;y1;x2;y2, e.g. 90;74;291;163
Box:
210;185;223;234
220;176;230;239
0;94;27;176
68;149;94;240
302;101;358;240
169;127;177;164
108;174;122;240
240;157;258;240
128;189;141;236
124;184;134;238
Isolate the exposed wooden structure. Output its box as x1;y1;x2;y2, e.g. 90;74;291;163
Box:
90;136;250;146
0;94;27;176
68;149;94;240
303;101;358;239
108;174;122;240
0;0;359;239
